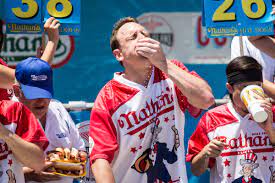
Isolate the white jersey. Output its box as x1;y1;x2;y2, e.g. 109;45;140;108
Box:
36;99;85;183
231;36;275;82
11;97;85;183
44;99;85;152
89;60;202;183
187;102;275;183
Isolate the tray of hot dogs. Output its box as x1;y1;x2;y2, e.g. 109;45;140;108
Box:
45;147;87;178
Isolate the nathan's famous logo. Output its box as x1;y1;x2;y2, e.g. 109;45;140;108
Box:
1;34;74;68
138;14;174;55
216;133;272;150
117;87;174;135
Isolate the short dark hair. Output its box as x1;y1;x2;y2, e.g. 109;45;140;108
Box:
226;56;262;100
110;17;138;51
226;56;262;81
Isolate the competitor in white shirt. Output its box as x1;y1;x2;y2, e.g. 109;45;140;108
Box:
187;56;275;183
13;58;85;183
89;17;215;183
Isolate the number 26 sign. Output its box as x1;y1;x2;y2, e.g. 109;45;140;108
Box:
4;0;81;36
203;0;275;37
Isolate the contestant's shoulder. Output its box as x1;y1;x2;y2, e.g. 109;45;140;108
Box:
199;104;238;131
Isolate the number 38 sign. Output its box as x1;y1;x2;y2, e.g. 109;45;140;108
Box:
204;0;275;37
4;0;80;36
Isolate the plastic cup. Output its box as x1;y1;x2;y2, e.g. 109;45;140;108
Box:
240;85;268;123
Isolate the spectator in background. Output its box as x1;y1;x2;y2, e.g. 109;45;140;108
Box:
0;17;60;100
0;99;49;182
187;56;275;183
12;57;86;183
231;1;275;99
89;17;214;183
231;35;275;82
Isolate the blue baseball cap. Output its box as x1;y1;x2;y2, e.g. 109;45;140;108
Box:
15;57;53;100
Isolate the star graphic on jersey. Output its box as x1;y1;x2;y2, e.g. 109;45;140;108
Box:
139;132;145;139
139;146;142;149
8;159;12;166
262;156;267;161
130;147;137;154
164;117;169;123
223;159;231;167
227;173;231;178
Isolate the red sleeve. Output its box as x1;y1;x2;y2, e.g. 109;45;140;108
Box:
0;58;12;101
0;58;7;66
171;60;202;118
89;108;118;164
16;104;49;151
186;113;216;168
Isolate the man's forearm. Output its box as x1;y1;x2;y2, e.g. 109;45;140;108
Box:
163;61;214;109
0;64;15;89
91;159;115;183
41;40;58;65
191;151;209;176
3;130;45;171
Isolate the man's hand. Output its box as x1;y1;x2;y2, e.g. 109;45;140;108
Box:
24;162;61;182
190;138;226;176
257;99;275;137
40;17;60;64
135;38;167;69
201;139;226;158
44;17;60;43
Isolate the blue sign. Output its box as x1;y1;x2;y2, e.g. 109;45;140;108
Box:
5;0;43;34
4;0;80;35
44;0;81;36
204;0;275;37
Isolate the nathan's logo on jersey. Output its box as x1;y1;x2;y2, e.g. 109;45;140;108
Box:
117;87;174;135
56;133;67;138
217;133;271;151
1;22;75;69
138;14;174;55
